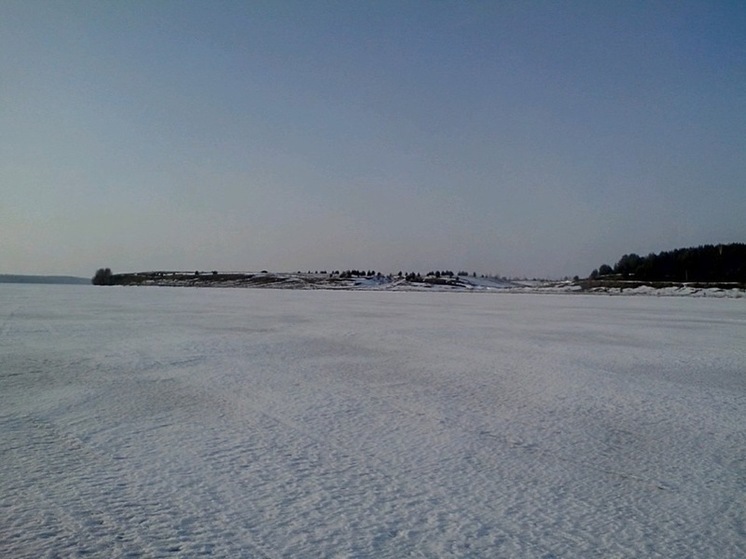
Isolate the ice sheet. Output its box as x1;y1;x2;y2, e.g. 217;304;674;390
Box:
2;285;744;558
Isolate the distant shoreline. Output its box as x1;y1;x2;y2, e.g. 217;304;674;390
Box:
0;275;90;285
89;271;745;298
4;272;743;297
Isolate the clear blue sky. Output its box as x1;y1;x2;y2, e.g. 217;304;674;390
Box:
2;1;744;278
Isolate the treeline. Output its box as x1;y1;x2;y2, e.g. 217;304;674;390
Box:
591;243;746;282
337;270;380;279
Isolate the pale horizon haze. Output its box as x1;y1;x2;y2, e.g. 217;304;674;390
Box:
2;1;744;279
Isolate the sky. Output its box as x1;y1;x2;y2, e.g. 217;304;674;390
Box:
2;0;744;279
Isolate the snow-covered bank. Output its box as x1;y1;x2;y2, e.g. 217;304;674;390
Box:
512;282;746;298
109;270;519;292
108;270;746;297
2;285;744;557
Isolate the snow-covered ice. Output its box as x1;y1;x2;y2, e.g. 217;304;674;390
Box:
1;285;744;558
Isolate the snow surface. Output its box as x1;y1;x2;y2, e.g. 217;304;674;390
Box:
2;285;744;558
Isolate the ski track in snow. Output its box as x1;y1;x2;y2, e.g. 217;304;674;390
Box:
1;285;744;558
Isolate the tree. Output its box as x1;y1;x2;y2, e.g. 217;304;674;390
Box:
614;253;642;277
92;268;113;285
598;264;613;276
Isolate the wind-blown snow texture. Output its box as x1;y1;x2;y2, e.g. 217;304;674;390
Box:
2;285;744;558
